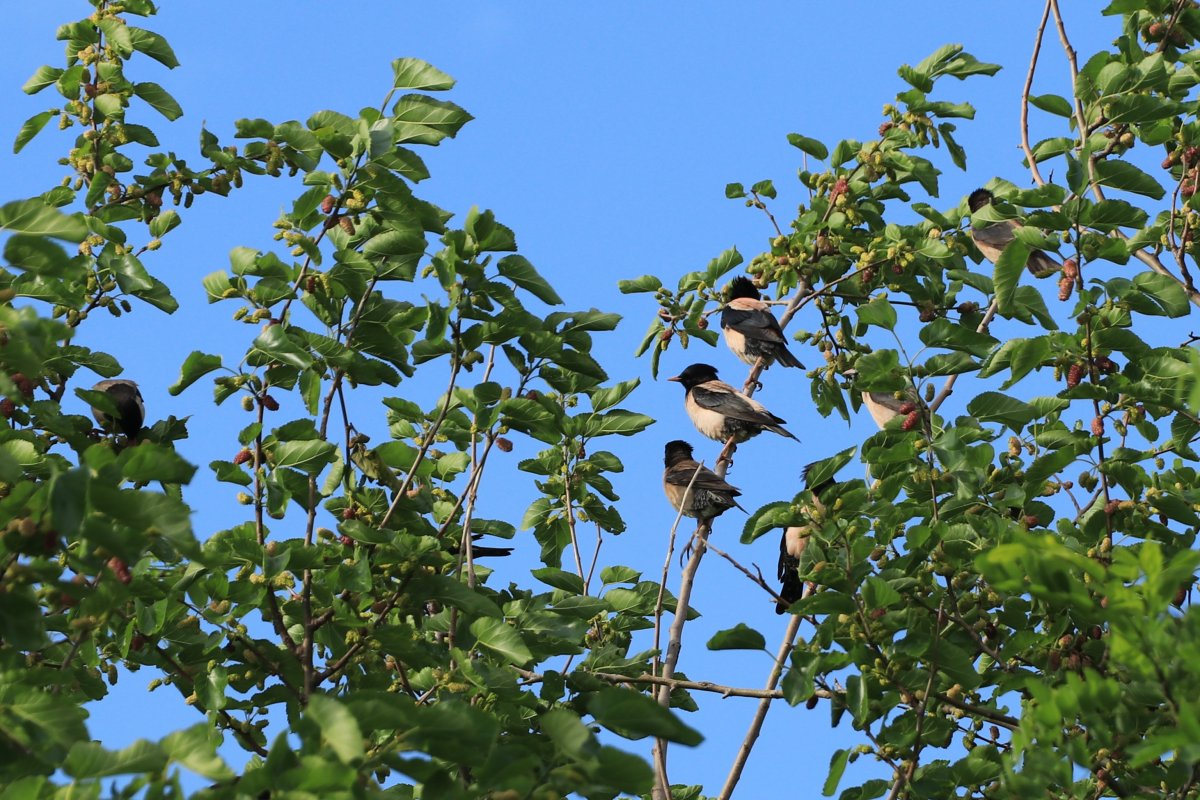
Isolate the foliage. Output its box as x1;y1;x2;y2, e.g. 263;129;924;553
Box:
5;1;1200;800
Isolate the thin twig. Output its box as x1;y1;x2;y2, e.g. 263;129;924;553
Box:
717;609;804;799
1020;1;1053;187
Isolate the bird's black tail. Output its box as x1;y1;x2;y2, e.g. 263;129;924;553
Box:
775;345;805;369
776;571;804;614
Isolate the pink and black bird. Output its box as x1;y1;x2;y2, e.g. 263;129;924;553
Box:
90;379;144;441
720;277;803;369
662;440;745;519
669;363;797;444
967;188;1061;278
776;465;831;614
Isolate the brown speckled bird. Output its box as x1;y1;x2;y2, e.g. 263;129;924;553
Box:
668;363;797;444
662;440;745;520
91;379;144;440
968;188;1061;278
720;277;803;370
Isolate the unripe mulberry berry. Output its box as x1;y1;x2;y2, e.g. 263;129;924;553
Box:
320;194;336;214
1066;363;1085;388
1091;416;1105;437
338;216;355;235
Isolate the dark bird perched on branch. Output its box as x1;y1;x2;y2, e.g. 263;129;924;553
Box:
776;467;831;614
450;536;513;559
662;440;744;520
90;379;145;441
668;363;797;444
720;277;804;370
967;188;1061;278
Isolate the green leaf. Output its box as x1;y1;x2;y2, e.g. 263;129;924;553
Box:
391;57;455;90
992;239;1030;315
618;275;662;294
162;724;234;780
112;253;154;293
589;378;640;412
128;27;180;68
0;198;88;241
252;326;314;369
22;65;62;95
856;296;897;330
497;255;563;305
823;748;849;796
1093;160;1164;199
13;111;54;154
787;133;829;160
270;440;337;474
1029;93;1074;117
1130;271;1189;318
133;82;183;121
967;391;1038;433
305;695;364;764
531;567;585;594
63;740;166;779
586;688;703;746
121;443;198;484
469;617;534;665
707;623;766;651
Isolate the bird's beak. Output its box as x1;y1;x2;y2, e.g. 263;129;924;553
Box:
667;375;681;383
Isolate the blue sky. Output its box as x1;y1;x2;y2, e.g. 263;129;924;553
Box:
2;3;1126;796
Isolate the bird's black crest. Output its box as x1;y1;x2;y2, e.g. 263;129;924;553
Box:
664;439;694;467
727;276;761;301
668;363;720;389
967;188;994;213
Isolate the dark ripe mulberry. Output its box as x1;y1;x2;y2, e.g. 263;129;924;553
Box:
805;695;819;710
898;401;917;415
107;556;131;585
262;395;279;411
956;301;979;315
1058;274;1074;302
320;194;336;214
495;437;513;453
1066;363;1085;388
0;398;14;418
233;449;252;465
861;267;876;284
306;276;317;292
1091;416;1105;437
1094;356;1117;374
339;534;354;547
697;317;709;330
901;410;921;431
1105;500;1120;516
878;122;894;136
918;306;936;322
1024;514;1039;528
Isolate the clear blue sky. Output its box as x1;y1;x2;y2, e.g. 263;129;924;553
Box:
2;3;1123;796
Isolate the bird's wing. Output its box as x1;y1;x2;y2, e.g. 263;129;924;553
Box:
664;462;741;496
971;219;1018;250
721;305;788;344
691;383;785;426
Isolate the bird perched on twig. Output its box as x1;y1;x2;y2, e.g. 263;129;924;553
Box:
90;379;144;441
668;363;797;444
776;466;831;614
662;440;745;520
720;276;804;370
967;188;1061;278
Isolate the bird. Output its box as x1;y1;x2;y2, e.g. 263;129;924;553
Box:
967;188;1061;278
90;379;144;440
450;535;513;559
860;387;925;430
667;363;797;444
776;467;831;614
720;276;804;370
661;440;745;519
